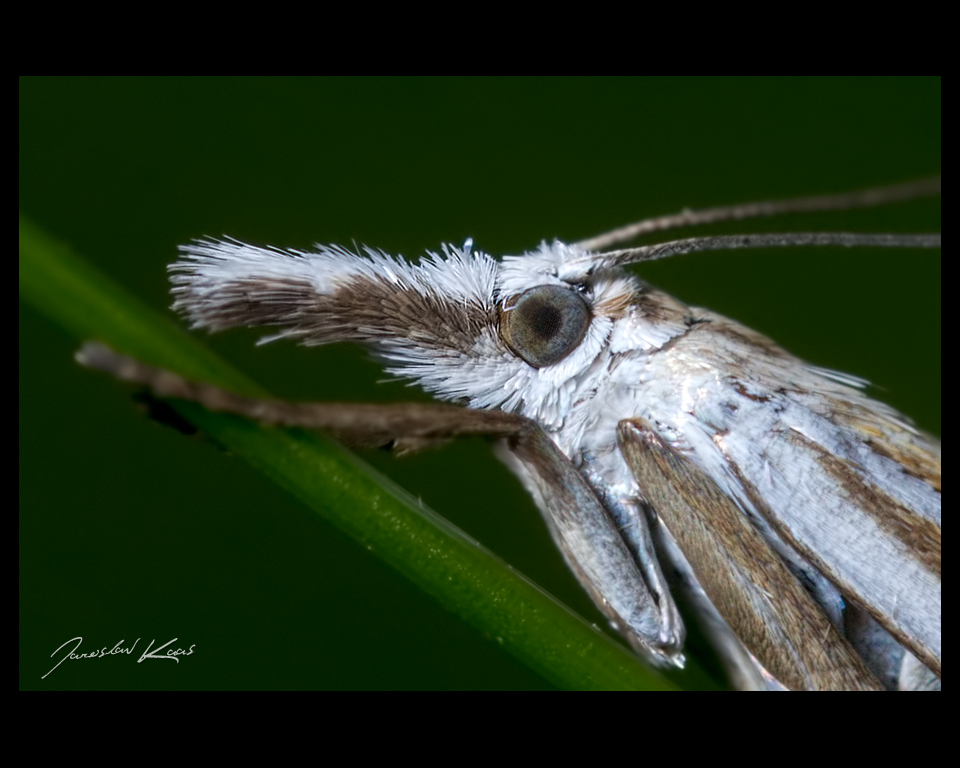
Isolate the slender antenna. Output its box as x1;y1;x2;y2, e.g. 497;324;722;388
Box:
575;176;941;252
574;232;941;272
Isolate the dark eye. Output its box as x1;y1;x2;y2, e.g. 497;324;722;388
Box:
501;285;591;368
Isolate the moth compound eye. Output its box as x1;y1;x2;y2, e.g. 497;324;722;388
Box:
501;285;591;368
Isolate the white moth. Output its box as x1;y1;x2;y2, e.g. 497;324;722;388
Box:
79;178;940;690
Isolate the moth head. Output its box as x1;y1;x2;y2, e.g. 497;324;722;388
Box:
170;238;638;426
170;179;941;422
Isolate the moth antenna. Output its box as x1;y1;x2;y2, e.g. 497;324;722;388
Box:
579;231;941;272
575;176;941;252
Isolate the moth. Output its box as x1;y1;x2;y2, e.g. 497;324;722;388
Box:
79;178;940;690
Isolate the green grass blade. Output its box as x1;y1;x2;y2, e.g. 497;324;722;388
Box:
21;214;720;690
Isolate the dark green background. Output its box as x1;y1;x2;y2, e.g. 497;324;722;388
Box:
20;77;940;690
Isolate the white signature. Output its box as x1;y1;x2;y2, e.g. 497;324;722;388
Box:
42;637;196;680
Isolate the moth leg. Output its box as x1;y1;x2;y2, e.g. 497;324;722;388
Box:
78;341;687;669
76;342;527;449
497;432;685;669
618;418;885;691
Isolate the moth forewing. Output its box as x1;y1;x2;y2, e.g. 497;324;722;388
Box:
614;298;942;687
735;416;941;676
88;179;939;690
618;419;884;691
